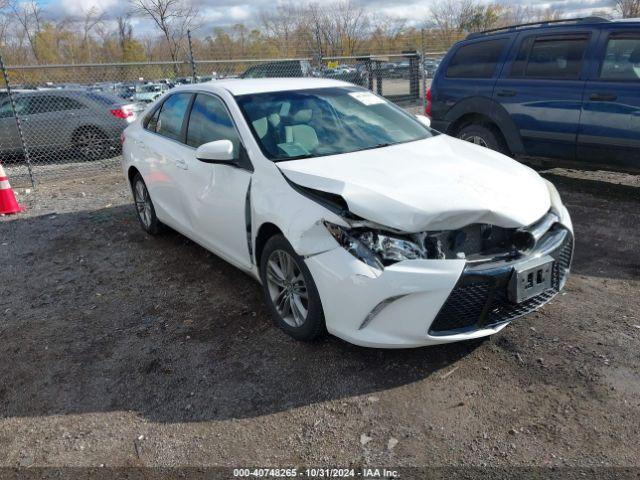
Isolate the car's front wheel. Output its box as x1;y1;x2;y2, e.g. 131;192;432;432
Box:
259;235;325;341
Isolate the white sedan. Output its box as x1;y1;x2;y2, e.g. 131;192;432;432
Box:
122;78;573;348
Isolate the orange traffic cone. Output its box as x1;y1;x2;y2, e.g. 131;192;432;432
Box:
0;164;23;215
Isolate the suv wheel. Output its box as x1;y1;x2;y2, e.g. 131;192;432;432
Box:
457;124;508;155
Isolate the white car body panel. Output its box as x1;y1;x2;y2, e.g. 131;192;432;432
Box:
122;78;573;348
277;135;550;232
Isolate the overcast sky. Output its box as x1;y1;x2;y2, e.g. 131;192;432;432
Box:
40;0;615;35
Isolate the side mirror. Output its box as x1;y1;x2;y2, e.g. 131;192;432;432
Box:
415;114;431;128
195;139;235;163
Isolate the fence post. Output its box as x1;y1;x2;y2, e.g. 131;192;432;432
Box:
421;28;427;114
187;30;198;83
0;53;35;187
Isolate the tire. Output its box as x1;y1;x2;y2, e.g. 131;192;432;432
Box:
74;126;108;160
131;173;164;235
457;124;509;155
259;234;326;341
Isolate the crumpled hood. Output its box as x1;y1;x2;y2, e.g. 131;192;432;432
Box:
278;135;551;232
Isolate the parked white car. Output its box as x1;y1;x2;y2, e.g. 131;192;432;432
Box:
122;78;573;348
133;83;167;103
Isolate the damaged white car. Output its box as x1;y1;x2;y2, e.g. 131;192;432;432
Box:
122;78;573;348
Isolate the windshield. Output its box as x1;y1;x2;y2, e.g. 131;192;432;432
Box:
140;85;161;93
235;87;433;161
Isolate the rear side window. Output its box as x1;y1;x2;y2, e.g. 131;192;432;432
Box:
446;39;508;78
600;35;640;81
511;35;589;80
24;95;85;114
156;93;192;141
186;94;239;155
86;92;120;105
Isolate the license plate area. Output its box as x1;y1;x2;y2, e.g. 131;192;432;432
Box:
508;255;554;304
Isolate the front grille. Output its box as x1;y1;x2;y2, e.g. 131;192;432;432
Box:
429;229;573;335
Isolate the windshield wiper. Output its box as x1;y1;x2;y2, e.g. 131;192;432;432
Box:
274;153;315;162
365;142;396;151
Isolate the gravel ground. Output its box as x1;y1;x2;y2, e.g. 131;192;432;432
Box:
1;165;639;471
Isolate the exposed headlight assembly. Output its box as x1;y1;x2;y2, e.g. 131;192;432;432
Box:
323;221;427;269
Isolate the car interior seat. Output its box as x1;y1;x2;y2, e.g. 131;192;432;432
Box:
281;108;319;152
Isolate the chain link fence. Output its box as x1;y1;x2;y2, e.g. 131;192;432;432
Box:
0;48;445;187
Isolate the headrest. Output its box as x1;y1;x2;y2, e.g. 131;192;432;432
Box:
630;46;640;64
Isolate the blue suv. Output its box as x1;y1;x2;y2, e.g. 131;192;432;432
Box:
428;17;640;173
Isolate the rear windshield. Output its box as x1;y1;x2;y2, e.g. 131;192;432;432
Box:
86;92;121;105
235;87;433;162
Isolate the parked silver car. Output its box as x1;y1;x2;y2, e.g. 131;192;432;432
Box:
0;89;138;162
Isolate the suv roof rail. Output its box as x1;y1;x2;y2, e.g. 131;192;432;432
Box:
466;16;611;39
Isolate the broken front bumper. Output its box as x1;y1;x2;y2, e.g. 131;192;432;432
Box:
305;225;573;348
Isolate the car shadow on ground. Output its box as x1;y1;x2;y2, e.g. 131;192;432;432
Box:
541;171;640;282
0;205;481;424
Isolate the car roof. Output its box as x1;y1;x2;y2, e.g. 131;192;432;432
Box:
174;78;353;96
465;16;639;41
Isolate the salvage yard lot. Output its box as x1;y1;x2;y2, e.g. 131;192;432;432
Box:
1;167;639;467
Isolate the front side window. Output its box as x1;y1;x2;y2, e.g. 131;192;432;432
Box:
512;35;589;80
446;39;508;78
186;94;240;156
156;93;192;141
236;87;432;161
600;35;640;81
145;107;161;132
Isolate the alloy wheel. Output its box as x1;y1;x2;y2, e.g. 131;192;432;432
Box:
460;134;488;147
134;180;152;228
266;249;309;328
77;130;105;159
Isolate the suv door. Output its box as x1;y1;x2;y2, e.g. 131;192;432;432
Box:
493;31;595;160
578;30;640;170
177;92;253;269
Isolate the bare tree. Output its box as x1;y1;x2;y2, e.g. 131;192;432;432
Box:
614;0;640;17
9;0;44;61
260;2;302;56
129;0;199;67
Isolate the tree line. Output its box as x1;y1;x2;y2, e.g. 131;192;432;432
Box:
0;0;627;67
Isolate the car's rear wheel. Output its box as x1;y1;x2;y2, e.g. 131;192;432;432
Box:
132;173;164;235
74;127;108;160
260;235;325;341
457;124;508;155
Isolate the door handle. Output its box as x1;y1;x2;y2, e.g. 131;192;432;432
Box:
589;93;617;101
496;90;517;97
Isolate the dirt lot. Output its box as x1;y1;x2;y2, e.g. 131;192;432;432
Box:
1;165;639;471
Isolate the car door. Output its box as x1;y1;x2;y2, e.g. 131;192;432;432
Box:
23;94;85;153
136;92;194;231
578;29;640;169
0;96;23;152
175;92;253;270
493;31;596;160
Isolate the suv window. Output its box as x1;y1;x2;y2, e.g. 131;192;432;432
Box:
156;93;192;141
600;35;640;81
446;39;508;78
512;35;589;80
186;94;239;156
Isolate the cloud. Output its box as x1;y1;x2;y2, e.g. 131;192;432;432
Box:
42;0;615;32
